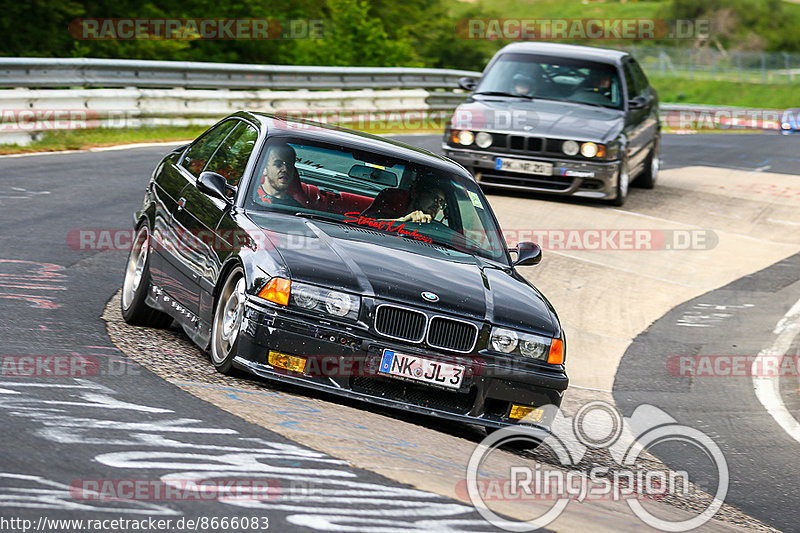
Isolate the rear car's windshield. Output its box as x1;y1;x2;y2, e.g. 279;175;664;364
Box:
478;52;623;109
244;137;508;263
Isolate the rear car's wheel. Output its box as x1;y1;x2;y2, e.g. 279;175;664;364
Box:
608;158;629;207
635;137;659;189
121;225;172;327
211;265;246;374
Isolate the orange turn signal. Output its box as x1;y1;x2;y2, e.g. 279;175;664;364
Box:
258;277;291;306
547;338;564;365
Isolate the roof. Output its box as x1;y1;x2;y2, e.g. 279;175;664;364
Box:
496;42;629;65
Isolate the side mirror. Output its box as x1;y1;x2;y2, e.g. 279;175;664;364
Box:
628;96;647;110
512;242;542;267
197;171;234;204
458;76;478;91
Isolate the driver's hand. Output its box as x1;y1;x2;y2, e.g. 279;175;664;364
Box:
398;210;432;223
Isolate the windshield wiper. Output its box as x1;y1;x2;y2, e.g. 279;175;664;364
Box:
473;91;534;100
294;212;345;224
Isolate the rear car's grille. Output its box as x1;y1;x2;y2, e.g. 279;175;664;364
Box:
479;170;573;190
427;317;478;352
350;377;476;414
374;305;426;342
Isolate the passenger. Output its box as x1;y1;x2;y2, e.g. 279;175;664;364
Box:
363;177;447;224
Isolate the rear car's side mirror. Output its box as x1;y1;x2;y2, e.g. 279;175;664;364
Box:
458;77;478;91
198;171;234;204
628;96;647;110
512;241;542;267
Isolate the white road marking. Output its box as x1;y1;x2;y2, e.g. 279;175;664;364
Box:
752;296;800;444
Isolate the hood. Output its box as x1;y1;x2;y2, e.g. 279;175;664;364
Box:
246;213;557;337
457;97;624;143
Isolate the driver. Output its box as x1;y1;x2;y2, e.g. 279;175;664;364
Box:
253;143;304;208
511;73;535;96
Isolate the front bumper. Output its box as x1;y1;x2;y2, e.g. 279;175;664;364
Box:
235;300;568;432
444;145;621;200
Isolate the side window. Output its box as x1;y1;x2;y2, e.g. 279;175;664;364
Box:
631;60;650;94
622;62;640;99
204;122;259;190
180;121;236;178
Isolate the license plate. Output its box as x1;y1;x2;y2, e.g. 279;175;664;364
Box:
496;157;553;176
378;349;465;390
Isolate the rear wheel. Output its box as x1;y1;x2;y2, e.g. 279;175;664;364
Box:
211;266;246;374
121;225;172;327
636;137;659;189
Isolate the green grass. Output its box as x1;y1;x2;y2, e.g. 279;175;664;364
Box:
0;126;209;155
449;0;660;20
0;120;450;155
650;76;799;108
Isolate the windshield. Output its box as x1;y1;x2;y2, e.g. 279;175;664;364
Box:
244;137;508;263
477;52;623;109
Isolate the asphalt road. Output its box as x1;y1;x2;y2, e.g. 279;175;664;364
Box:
1;133;798;532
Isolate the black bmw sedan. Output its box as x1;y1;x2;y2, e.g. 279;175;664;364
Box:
122;111;568;434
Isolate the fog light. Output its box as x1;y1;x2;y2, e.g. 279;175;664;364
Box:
268;351;307;373
509;405;544;422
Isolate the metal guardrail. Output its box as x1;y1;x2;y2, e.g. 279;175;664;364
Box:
0;57;482;90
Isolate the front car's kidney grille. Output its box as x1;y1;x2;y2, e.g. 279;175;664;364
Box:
374;305;426;342
427;316;478;352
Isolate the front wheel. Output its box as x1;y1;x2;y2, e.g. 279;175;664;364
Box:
121;225;172;328
211;265;246;374
635;138;659;189
608;158;629;207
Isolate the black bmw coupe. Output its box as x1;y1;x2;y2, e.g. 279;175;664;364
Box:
122;112;568;434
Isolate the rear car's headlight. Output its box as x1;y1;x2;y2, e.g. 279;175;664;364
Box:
489;327;563;364
288;281;360;320
452;130;475;146
580;142;606;158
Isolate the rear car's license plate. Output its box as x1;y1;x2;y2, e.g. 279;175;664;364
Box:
379;349;465;390
496;157;553;176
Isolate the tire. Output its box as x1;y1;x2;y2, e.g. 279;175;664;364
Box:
635;137;659;189
210;265;246;374
608;157;630;207
121;225;172;328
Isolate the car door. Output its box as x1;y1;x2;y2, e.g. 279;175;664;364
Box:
173;119;260;319
149;119;237;312
630;58;660;157
621;58;649;172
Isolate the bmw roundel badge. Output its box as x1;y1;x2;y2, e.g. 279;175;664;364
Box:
421;291;439;302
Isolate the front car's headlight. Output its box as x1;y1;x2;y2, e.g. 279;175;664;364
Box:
580;142;607;158
289;281;360;320
489;326;563;364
